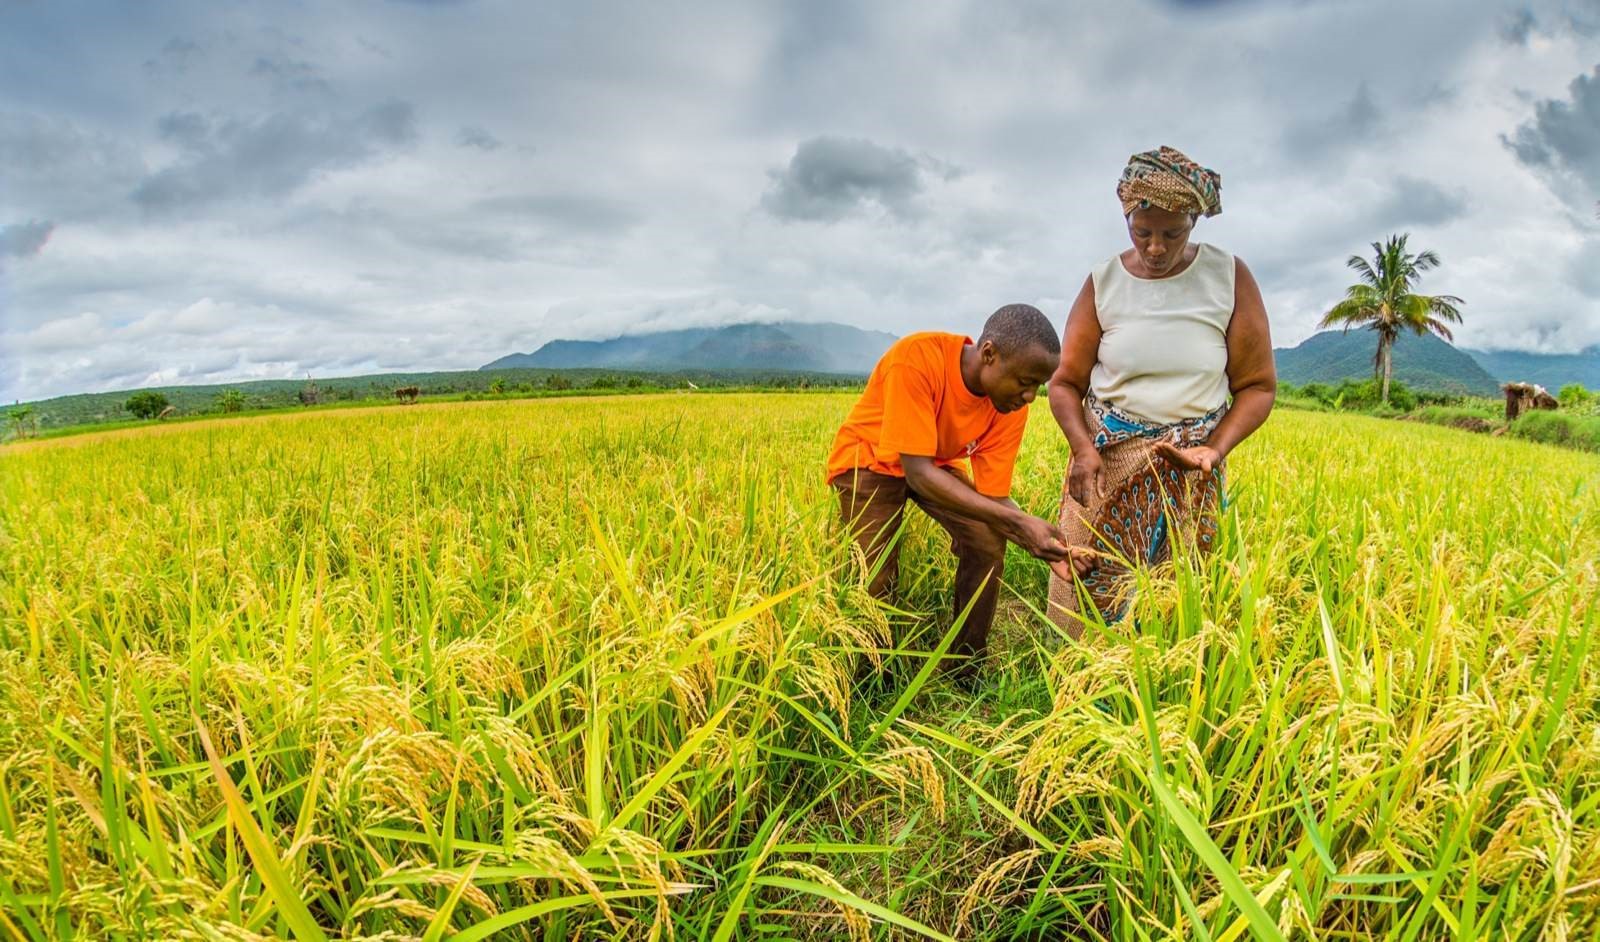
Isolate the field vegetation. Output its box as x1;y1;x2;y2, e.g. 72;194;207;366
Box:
1;393;1597;939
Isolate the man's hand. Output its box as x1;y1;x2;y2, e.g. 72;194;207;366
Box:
1005;514;1070;562
1154;441;1223;474
1067;450;1104;506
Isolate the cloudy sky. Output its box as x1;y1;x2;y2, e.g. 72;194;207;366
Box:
2;0;1597;402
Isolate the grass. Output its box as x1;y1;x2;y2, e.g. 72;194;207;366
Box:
1510;409;1600;453
4;382;858;446
1;394;1597;939
1408;406;1502;435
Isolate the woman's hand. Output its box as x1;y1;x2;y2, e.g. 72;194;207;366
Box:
1067;450;1104;506
1154;441;1223;474
1048;547;1099;581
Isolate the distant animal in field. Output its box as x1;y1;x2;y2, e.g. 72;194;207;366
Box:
395;386;421;404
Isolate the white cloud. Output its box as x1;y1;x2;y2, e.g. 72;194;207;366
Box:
1;0;1598;401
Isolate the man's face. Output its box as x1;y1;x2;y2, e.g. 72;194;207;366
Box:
980;342;1055;413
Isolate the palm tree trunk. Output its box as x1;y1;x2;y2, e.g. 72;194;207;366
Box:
1380;336;1394;405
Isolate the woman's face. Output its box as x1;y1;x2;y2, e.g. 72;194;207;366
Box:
1126;206;1195;275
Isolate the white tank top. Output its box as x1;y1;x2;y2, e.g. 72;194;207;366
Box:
1088;242;1235;425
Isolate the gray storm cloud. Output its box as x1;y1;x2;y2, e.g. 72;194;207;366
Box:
1378;177;1470;228
0;220;54;258
1504;64;1600;208
1283;84;1384;160
456;126;503;151
132;101;419;213
762;136;927;221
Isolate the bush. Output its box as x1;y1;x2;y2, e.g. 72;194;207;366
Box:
1382;381;1417;412
1298;382;1335;405
217;389;246;413
1411;406;1499;434
1509;410;1600;452
124;391;170;420
1274;383;1332;412
1314;378;1416;413
546;375;573;391
1275;391;1330;412
1558;383;1596;413
1331;380;1377;410
589;375;618;389
1414;390;1489;409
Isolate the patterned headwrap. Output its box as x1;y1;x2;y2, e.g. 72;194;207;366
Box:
1117;146;1222;218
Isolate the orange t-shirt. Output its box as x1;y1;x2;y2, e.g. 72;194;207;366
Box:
825;332;1028;498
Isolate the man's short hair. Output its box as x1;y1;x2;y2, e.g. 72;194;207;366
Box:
979;303;1060;357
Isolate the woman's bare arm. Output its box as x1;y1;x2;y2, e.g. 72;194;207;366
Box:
1047;275;1104;504
1048;275;1111;574
1048;276;1100;451
1155;257;1276;471
1207;257;1276;457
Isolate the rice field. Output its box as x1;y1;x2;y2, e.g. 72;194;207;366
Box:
1;392;1597;940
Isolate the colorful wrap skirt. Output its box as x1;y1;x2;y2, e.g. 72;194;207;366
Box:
1047;394;1227;632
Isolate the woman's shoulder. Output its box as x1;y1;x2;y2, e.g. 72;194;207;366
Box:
1194;243;1239;285
1204;246;1255;279
1089;252;1129;290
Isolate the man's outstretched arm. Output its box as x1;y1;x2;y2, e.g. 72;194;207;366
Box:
900;455;1068;562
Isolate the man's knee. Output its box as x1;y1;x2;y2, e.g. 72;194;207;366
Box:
849;515;900;554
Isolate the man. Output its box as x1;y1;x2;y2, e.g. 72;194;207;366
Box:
826;303;1078;677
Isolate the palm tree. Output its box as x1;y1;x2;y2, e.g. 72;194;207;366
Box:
1320;234;1464;405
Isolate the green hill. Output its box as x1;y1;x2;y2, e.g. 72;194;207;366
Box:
9;366;862;434
1465;347;1600;390
1275;330;1501;396
484;321;897;374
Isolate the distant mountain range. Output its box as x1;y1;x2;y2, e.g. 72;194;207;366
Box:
14;364;862;433
1464;346;1600;390
23;322;1595;434
1275;330;1600;395
482;322;898;375
1274;331;1502;396
491;321;1599;396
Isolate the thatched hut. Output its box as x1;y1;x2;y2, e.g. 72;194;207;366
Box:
1502;382;1558;421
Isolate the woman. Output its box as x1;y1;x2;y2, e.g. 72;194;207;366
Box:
1047;146;1276;632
